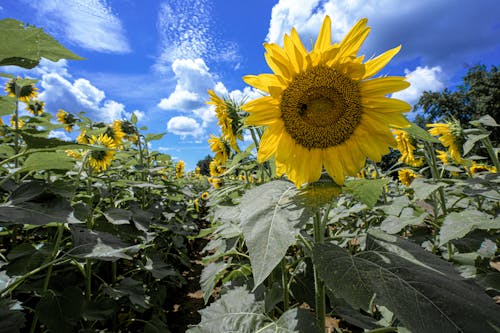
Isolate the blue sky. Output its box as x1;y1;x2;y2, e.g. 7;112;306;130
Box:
1;0;499;169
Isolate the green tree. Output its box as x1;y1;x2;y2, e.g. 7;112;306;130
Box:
415;65;499;126
196;154;213;176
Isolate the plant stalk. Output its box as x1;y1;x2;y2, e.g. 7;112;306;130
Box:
313;211;326;333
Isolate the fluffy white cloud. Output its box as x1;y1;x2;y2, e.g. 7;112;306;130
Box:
157;58;215;112
48;130;71;141
392;66;444;106
266;0;499;67
167;116;203;138
28;0;130;53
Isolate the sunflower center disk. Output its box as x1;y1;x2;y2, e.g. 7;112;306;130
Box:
280;66;362;149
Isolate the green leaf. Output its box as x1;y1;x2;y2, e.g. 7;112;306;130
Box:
106;277;151;309
313;230;500;333
200;261;228;304
273;308;321;332
343;178;388;208
141;254;178;280
472;115;499;127
145;132;166;142
0;19;83;69
405;122;440;143
380;207;428;234
0;299;25;333
439;210;500;245
103;208;131;225
463;133;490;155
5;243;51;275
410;178;446;200
0;96;16;116
19;151;75;173
145;316;171;333
21;133;82;149
240;180;311;288
36;287;84;333
81;299;115;321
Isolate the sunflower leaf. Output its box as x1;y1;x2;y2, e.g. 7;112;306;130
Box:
343;178;388;208
0;19;83;69
405;122;440;143
0;96;16;116
240;180;312;288
439;210;500;245
19;152;75;173
313;230;500;333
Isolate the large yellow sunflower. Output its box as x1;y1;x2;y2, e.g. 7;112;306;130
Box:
242;16;411;187
393;129;423;167
88;134;116;172
427;122;463;164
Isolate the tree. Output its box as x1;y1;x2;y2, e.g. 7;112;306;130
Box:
415;65;499;127
196;155;212;176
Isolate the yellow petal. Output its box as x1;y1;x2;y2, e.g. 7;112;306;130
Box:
360;77;410;96
243;74;287;93
363;45;401;79
337;18;370;59
275;133;294;167
362;96;412;113
323;148;345;185
264;52;291;80
306;149;323;184
257;122;284;163
366;112;410;128
314;16;332;53
290;28;309;70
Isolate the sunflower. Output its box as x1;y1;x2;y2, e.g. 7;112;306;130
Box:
393;129;423;167
4;77;38;103
207;90;242;151
398;168;418;186
10;115;25;129
175;160;185;178
427;122;463;164
195;166;201;175
65;150;83;159
56;109;77;132
77;130;90;144
435;149;450;165
469;162;496;175
25;100;45;116
115;120;138;143
208;134;229;166
242;16;411;187
201;191;209;200
87;134;116;172
105;122;125;147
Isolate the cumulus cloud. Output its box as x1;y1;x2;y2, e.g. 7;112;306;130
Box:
48;130;72;141
266;0;499;67
392;66;444;106
26;0;130;53
167;116;203;138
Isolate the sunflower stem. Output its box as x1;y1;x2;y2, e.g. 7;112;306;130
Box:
281;258;289;312
481;136;500;172
313;210;326;333
424;142;447;216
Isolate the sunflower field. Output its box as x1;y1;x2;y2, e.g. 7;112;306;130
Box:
1;17;499;333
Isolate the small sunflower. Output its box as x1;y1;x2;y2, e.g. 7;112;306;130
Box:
77;130;90;144
209;160;220;177
201;192;209;200
25;100;45;116
10;114;25;129
88;134;116;172
105;122;125;147
56;109;77;132
398;168;418;186
208;134;229;166
176;160;185;178
195;166;201;175
242;16;411;187
115;120;138;143
207;90;242;151
393;129;423;167
65;150;83;159
435;149;450;165
208;177;223;189
427;122;463;164
469;162;496;175
4;77;38;103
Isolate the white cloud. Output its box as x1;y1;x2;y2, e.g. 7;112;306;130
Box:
167;116;203;138
99;100;126;123
28;0;130;53
392;66;444;106
157;58;215;111
48;130;72;141
192;106;216;128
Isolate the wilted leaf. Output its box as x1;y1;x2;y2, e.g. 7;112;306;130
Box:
313;230;500;333
240;180;311;288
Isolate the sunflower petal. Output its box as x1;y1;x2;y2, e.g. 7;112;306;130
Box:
314;16;332;53
362;96;412;113
243;74;287;92
363;45;401;79
367;112;410;128
323;148;345;185
257;123;283;163
337;18;370;59
264;52;291;80
360;77;410;96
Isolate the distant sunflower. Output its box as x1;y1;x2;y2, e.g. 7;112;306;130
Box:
176;160;185;178
115;120;138;143
56;109;77;132
25;100;45;116
427;122;463;164
207;90;242;151
398;168;418;186
77;130;90;144
393;129;423;167
88;134;116;172
242;16;411;187
435;149;450;165
201;192;209;200
10;114;25;129
469;162;496;175
4;77;38;103
208;134;229;166
195;166;201;175
105;122;125;147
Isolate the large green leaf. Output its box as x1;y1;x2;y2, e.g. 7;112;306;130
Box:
0;299;25;333
187;287;319;333
21;133;82;150
200;261;228;304
405;122;440;143
410;178;447;200
343;178;388;208
0;19;83;69
0;96;15;116
240;180;311;288
19;151;75;173
36;287;84;333
380;207;428;234
313;230;500;333
439;210;500;245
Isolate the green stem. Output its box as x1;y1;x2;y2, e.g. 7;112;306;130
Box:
424;142;447;216
281;258;289;312
313;211;326;333
29;223;65;333
85;258;92;301
481;136;500;172
365;327;398;333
